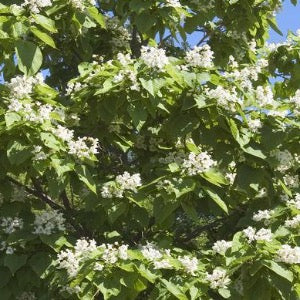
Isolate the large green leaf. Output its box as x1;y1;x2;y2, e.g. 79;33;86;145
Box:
15;40;43;75
4;254;27;275
7;140;31;165
31;27;56;48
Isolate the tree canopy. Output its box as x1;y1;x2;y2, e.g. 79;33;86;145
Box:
0;0;299;299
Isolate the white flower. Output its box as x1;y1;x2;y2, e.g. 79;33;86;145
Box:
118;244;129;260
68;136;99;159
1;217;23;234
141;243;162;261
117;53;133;66
21;0;52;13
244;226;272;242
53;125;74;141
283;174;299;188
270;149;294;172
70;0;96;11
153;259;172;269
255;86;274;106
182;152;217;176
101;172;142;198
277;245;300;264
206;268;231;289
57;249;80;277
165;0;182;8
285;215;300;228
17;292;36;300
225;172;236;184
248;119;262;132
33;210;66;235
94;263;104;271
32;146;48;161
205;86;241;111
60;286;81;295
7;74;44;98
141;46;169;70
287;193;300;209
212;240;232;255
185;45;214;68
178;255;198;275
255;228;272;241
252;210;272;222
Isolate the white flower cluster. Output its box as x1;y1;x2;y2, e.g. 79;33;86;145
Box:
32;146;48;161
113;69;140;91
286;193;300;209
206;268;231;289
285;215;300;228
185;45;214;68
68;136;99;159
270;149;294;172
158;150;186;165
99;243;128;264
252;210;272;222
33;210;66;235
16;292;36;300
101;172;142;198
57;238;97;277
0;241;15;255
21;0;52;14
70;0;96;11
117;53;133;66
255;86;275;106
248;118;262;132
107;17;131;48
156;178;181;194
290;90;300;111
7;74;44;99
178;255;198;275
243;226;272;242
212;240;232;255
66;81;86;96
165;0;182;8
0;217;23;234
141;46;169;70
182;152;217;176
205;86;242;111
283;174;299;188
277;245;300;264
7;99;53;124
60;286;81;295
141;243;172;270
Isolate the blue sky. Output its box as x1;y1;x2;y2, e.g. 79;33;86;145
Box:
269;1;300;42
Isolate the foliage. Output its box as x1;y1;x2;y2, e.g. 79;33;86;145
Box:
0;0;299;299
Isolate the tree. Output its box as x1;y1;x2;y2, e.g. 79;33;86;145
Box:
0;0;299;299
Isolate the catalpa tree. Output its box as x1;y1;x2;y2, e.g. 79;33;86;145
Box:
0;0;299;299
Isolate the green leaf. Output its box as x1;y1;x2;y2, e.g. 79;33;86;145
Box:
29;252;52;278
15;40;43;75
218;288;231;298
7;140;31;165
128;102;148;131
135;12;156;33
203;187;228;214
0;267;11;288
5;112;21;128
32;14;57;33
87;7;106;28
268;18;283;36
263;260;293;282
31;27;56;48
201;170;228;187
75;165;97;194
40;233;71;252
160;279;188;300
4;254;27;275
41;132;61;151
